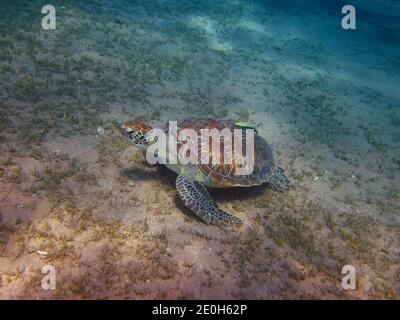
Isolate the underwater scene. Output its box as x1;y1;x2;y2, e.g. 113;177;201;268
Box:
0;0;399;299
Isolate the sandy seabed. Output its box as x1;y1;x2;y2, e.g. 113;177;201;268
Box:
0;0;399;299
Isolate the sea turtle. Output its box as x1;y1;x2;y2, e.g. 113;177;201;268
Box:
120;118;289;226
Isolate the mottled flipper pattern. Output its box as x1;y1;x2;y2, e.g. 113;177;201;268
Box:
268;166;290;191
176;175;243;226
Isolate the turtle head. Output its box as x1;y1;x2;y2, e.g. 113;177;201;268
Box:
120;120;157;150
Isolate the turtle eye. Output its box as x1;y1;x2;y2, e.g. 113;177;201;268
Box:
126;129;135;139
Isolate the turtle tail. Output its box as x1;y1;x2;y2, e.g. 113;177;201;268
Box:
268;165;289;191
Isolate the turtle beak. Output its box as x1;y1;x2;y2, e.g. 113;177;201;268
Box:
119;125;127;137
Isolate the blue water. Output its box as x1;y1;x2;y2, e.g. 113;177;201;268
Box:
0;0;399;299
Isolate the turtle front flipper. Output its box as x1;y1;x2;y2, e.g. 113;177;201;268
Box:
176;175;243;226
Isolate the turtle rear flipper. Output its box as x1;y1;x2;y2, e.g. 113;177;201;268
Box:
269;166;290;191
176;175;243;226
